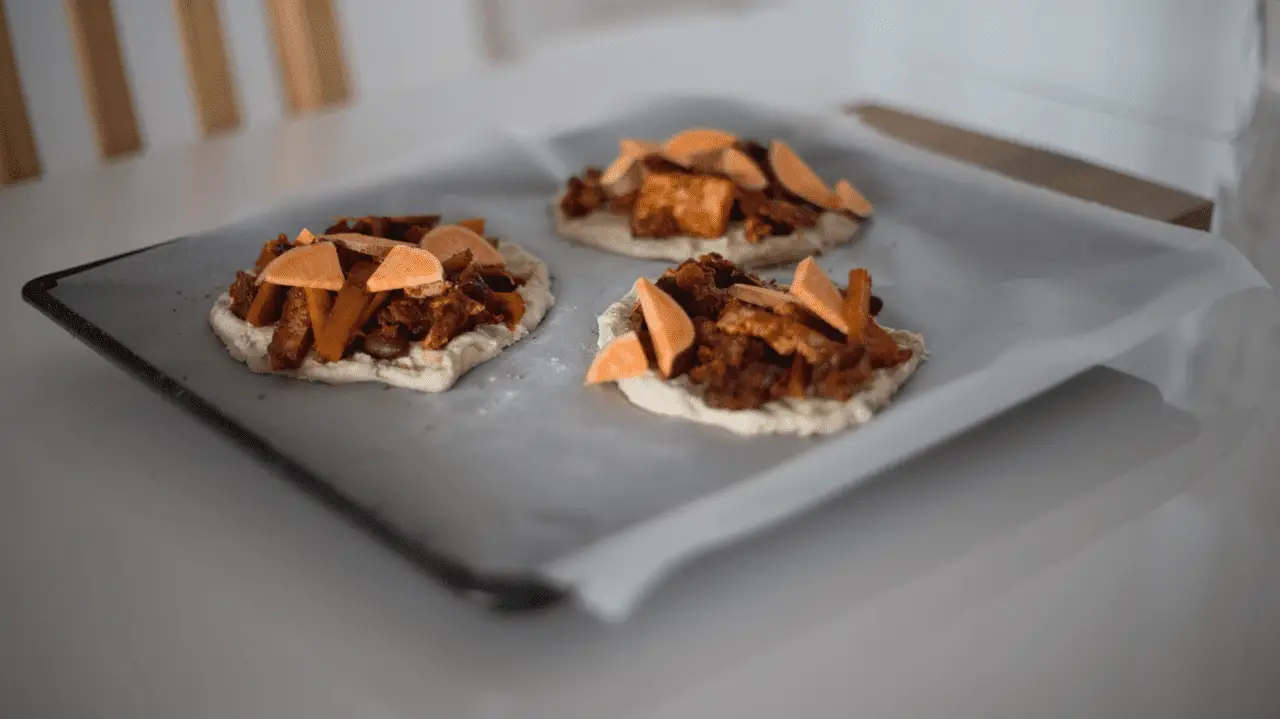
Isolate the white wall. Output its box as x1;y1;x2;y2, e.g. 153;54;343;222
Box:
333;0;486;101
844;0;1263;196
1268;0;1280;88
481;0;780;59
3;0;1265;197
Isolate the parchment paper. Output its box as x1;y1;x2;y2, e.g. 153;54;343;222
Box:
43;96;1268;620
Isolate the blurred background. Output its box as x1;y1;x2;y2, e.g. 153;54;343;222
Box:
0;0;1273;205
2;6;1278;716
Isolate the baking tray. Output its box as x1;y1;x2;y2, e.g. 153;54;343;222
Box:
22;97;1266;618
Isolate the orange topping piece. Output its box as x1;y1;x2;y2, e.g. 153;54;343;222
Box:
365;245;444;292
770;140;840;209
584;331;651;385
244;283;285;327
419;225;505;267
457;217;486;235
325;233;414;259
834;179;873;218
601;139;661;194
492;291;526;330
620;137;660;157
842;268;872;344
303;288;332;333
789;257;849;334
259;242;345;291
314;262;377;362
354;291;391;329
294;228;317;245
662;128;737;168
635;278;695;378
252;235;290;273
786;354;808;397
715;148;768;190
728;283;800;310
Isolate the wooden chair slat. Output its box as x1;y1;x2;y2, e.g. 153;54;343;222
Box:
265;0;350;115
0;1;41;183
64;0;142;159
173;0;241;136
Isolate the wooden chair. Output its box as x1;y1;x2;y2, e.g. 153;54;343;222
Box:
0;0;350;185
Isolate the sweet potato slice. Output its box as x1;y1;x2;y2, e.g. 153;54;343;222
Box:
715;148;768;190
244;282;285;327
492;291;525;329
601;139;661;195
789;258;848;335
635;278;695;378
834;179;873;218
303;288;332;334
662;128;737;167
842;268;872;345
259;242;345;290
420;225;504;267
354;291;391;330
770;140;839;209
253;234;291;273
584;331;651;385
786;354;808;397
728;283;799;310
365;245;444;292
314;262;377;362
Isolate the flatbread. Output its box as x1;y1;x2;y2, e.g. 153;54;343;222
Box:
553;194;863;269
594;286;924;437
210;242;552;392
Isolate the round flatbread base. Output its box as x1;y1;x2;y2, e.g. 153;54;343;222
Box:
553;196;863;268
210;242;552;392
594;287;923;436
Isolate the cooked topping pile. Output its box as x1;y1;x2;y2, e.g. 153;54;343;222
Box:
560;128;873;243
226;215;526;371
585;254;908;411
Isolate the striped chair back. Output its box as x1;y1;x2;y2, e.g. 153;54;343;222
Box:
0;0;349;185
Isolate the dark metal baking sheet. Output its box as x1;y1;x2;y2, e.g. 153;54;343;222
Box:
22;97;1266;616
22;246;564;611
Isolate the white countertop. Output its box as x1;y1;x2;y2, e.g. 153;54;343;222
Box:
4;74;1280;718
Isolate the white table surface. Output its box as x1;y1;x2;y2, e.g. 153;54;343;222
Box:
4;72;1280;718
